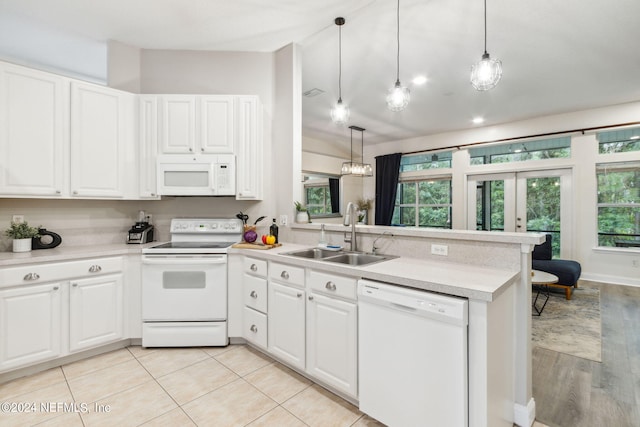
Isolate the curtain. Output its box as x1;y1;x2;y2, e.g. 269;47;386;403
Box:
328;178;340;213
375;153;402;225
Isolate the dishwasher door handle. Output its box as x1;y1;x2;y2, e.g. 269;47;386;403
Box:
390;302;417;312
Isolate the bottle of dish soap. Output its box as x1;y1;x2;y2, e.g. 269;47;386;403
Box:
269;218;279;244
318;223;327;247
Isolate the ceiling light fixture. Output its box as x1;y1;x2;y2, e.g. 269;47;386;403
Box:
386;0;410;111
341;126;373;177
470;0;502;91
330;17;349;125
412;75;427;85
472;117;485;124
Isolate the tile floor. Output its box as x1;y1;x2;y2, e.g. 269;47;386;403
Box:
0;344;551;427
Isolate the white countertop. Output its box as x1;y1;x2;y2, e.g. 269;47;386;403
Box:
0;242;519;302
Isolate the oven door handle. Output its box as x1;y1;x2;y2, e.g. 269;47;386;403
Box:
142;256;226;265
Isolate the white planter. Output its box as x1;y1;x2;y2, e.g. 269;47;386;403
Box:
296;211;309;223
12;238;32;253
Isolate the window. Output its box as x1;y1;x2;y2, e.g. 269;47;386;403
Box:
400;151;452;172
469;137;571;165
392;178;452;228
597;127;640;154
305;183;332;216
596;162;640;248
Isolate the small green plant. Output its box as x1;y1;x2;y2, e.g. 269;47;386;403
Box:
5;221;40;239
294;201;307;212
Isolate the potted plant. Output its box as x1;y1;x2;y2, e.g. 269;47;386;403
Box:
357;197;373;225
5;221;40;253
294;201;310;223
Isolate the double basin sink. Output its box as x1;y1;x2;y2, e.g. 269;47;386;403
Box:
282;248;396;266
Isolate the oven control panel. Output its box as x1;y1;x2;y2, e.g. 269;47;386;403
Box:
170;218;243;234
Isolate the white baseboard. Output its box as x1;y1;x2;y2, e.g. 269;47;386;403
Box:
581;272;640;287
514;398;536;427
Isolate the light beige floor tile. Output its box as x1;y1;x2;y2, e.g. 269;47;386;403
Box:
0;381;73;427
533;422;550;427
214;345;274;377
156;357;239;405
67;359;152;404
182;378;277;427
201;345;236;357
137;348;210;378
62;348;134;379
80;380;177;427
352;414;387;426
127;345;158;358
34;412;84;426
0;367;65;400
244;362;312;403
282;384;362;427
247;406;307;427
139;407;196;427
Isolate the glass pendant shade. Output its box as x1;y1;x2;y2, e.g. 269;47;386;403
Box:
331;98;350;125
470;52;502;91
386;80;410;112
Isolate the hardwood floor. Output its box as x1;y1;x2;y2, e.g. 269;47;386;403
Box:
533;281;640;427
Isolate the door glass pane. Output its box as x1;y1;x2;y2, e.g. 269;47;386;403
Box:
475;180;505;231
526;177;561;257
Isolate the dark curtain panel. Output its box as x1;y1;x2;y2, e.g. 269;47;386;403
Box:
328;178;340;213
375;153;402;225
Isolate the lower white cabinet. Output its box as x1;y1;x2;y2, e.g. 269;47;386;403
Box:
306;292;358;397
268;281;305;370
0;282;62;371
69;274;124;352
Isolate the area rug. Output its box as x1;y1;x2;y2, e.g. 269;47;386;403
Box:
531;287;602;362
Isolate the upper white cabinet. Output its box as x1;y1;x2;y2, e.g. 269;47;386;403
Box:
236;95;263;200
139;96;160;199
159;95;235;155
0;62;68;197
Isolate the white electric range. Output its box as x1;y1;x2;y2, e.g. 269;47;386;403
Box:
141;218;243;347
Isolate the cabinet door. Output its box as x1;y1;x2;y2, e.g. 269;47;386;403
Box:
69;274;123;352
0;283;62;371
268;282;305;369
200;95;234;154
307;292;358;397
159;95;196;154
0;62;68;197
70;82;125;198
139;96;160;198
235;96;263;200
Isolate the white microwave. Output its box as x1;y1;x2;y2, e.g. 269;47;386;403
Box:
157;154;236;196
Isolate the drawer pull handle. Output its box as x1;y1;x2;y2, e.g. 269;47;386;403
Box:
308;296;314;301
281;271;290;280
89;265;102;273
250;324;258;333
325;281;337;291
52;286;59;291
250;264;258;272
250;290;258;298
24;273;40;281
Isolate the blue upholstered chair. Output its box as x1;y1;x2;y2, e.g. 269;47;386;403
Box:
532;234;582;300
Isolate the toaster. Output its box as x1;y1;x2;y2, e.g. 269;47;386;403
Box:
127;222;154;244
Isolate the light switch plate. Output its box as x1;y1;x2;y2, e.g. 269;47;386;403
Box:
431;244;448;256
12;215;24;223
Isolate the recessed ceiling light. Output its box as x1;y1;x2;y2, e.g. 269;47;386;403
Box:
412;75;427;85
630;135;640;140
472;117;485;124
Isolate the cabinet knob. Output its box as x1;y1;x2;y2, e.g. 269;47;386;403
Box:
23;273;40;281
52;286;59;291
73;190;78;195
308;296;314;301
250;264;258;272
250;324;258;333
325;281;337;291
89;265;102;273
201;147;204;152
72;283;78;287
250;290;258;299
55;190;61;194
297;293;302;298
280;271;290;280
189;148;193;152
150;193;156;197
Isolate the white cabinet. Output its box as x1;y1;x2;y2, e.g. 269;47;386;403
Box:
139;96;160;199
0;283;62;371
235;95;263;200
268;281;305;370
242;257;268;349
0;62;68;197
159;95;235;155
69;273;124;352
70;82;136;198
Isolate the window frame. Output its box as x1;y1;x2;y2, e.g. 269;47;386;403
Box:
392;170;453;228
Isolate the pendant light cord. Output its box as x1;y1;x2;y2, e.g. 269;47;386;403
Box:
395;0;400;83
483;0;488;55
338;22;343;100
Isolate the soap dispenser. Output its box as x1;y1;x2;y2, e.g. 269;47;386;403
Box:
318;224;327;248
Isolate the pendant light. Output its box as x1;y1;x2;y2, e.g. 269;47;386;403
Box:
330;17;350;125
386;0;410;112
341;126;373;177
470;0;502;91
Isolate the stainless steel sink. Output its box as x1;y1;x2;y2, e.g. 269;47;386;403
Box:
282;248;340;259
323;252;394;266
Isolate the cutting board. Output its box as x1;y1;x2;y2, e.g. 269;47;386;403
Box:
232;242;283;250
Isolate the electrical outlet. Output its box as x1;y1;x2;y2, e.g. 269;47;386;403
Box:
279;215;288;226
431;244;448;256
12;215;24;223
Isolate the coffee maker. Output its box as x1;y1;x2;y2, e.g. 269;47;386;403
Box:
127;211;154;244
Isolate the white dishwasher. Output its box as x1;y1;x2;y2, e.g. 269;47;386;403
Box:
358;279;468;427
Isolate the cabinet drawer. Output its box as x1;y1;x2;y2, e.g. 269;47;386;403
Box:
269;262;304;288
0;257;123;289
244;257;267;277
309;270;357;301
243;307;267;349
244;274;267;313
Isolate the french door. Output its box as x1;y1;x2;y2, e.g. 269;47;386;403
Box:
467;169;573;258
